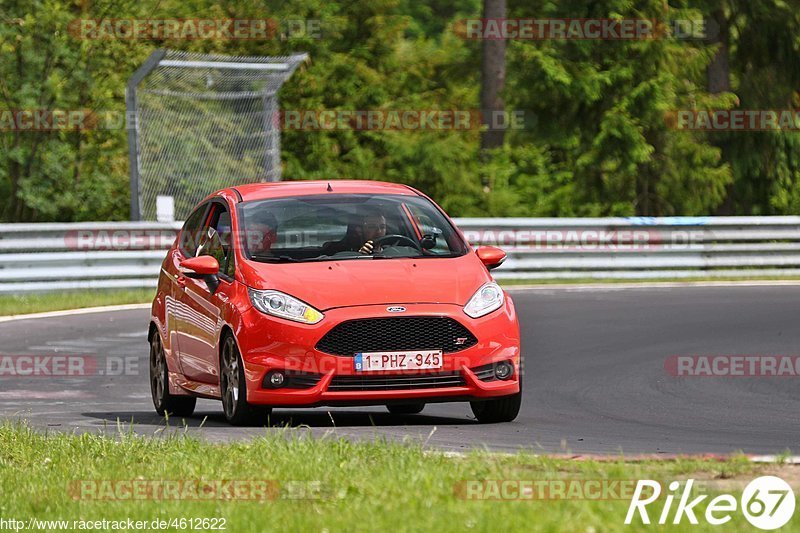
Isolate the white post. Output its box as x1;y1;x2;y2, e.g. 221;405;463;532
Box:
156;195;175;223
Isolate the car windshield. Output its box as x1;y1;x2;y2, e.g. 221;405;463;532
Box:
238;193;468;263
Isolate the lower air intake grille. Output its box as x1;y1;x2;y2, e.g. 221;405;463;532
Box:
316;317;477;356
471;363;498;382
328;371;465;391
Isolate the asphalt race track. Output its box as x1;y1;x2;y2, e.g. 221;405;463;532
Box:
1;284;798;455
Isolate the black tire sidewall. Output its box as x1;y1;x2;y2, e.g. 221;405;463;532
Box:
221;335;269;426
150;334;167;414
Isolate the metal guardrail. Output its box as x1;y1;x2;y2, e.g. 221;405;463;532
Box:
0;222;181;293
1;217;800;292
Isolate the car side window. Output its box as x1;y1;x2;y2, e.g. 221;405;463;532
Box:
197;203;235;280
179;204;208;257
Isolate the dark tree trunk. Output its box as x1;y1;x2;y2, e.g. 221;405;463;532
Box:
3;46;25;221
480;0;507;161
706;8;731;94
707;7;735;214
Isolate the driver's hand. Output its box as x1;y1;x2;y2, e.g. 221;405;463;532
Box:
359;240;374;254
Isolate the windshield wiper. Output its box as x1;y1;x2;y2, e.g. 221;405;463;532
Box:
371;254;419;259
310;254;375;261
251;255;302;263
372;252;462;259
412;253;463;258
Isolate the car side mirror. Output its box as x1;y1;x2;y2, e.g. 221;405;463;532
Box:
180;255;220;276
475;246;506;270
179;256;221;293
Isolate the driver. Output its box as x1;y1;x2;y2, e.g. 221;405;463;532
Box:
322;208;387;255
356;211;387;254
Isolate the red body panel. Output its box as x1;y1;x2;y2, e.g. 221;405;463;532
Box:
150;181;521;407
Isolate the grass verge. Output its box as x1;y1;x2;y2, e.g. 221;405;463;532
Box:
0;289;154;316
0;424;795;531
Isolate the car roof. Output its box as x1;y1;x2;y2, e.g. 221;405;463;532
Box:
227;180;420;202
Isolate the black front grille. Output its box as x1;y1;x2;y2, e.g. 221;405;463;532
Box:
328;371;466;391
316;317;477;356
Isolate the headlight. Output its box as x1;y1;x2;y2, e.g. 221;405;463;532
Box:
248;289;324;324
463;282;504;318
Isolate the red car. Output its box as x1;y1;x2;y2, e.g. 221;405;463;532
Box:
149;180;521;425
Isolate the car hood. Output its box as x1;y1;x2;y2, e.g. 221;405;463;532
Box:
239;254;491;310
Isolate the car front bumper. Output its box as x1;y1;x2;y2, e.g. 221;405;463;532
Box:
237;299;521;406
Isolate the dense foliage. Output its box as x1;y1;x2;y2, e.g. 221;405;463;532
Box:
1;0;798;221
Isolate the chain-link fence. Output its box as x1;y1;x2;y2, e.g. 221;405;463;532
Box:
126;49;307;221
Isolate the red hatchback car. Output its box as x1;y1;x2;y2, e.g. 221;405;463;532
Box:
149;180;521;425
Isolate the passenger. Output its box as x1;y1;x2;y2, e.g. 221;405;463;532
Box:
244;213;278;256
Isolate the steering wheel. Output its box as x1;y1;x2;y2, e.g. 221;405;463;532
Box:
373;234;422;251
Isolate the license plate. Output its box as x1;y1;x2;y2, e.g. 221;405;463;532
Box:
354;350;443;372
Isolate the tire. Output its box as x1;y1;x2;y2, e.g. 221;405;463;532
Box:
149;332;196;417
470;391;521;423
220;334;271;426
386;403;425;415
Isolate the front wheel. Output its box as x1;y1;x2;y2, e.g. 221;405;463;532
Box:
220;335;271;426
470;391;521;423
149;333;196;417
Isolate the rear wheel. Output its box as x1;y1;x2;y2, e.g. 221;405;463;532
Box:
149;333;196;417
470;391;521;423
386;403;425;415
220;334;271;426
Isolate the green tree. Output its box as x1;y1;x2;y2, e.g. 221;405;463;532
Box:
486;0;734;216
697;0;800;214
1;0;798;222
0;0;154;221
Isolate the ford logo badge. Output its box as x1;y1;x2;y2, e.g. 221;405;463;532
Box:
386;306;406;313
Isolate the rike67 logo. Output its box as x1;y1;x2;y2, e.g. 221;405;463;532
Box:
626;476;795;530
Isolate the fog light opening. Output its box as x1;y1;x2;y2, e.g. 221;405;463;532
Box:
268;371;286;388
494;361;514;380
